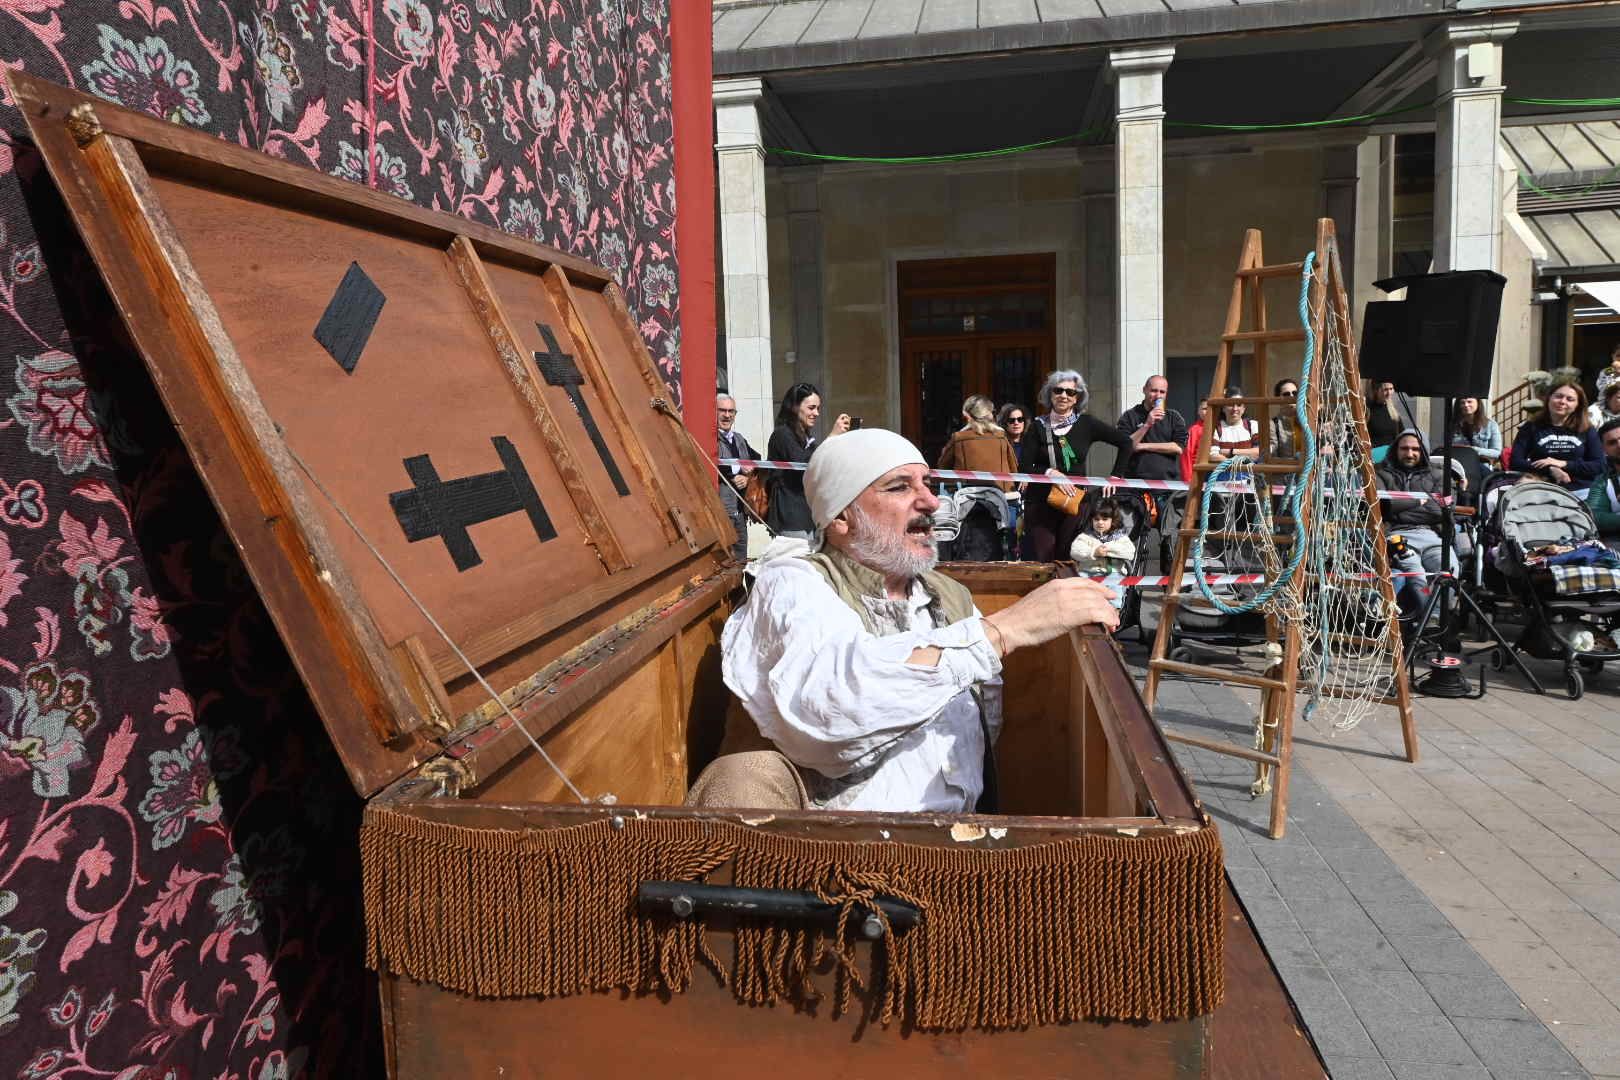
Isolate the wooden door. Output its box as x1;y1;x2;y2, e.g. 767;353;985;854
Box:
899;254;1056;466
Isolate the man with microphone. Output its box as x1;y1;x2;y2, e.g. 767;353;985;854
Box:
1117;374;1187;566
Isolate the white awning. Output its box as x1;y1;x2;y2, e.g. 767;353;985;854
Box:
1576;278;1620;314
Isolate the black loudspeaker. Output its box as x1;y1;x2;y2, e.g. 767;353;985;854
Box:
1359;270;1506;398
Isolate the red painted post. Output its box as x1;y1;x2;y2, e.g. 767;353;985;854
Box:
670;0;717;446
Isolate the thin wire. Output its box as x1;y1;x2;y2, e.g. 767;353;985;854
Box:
281;440;590;804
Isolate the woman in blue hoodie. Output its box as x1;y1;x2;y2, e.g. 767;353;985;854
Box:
1509;383;1603;494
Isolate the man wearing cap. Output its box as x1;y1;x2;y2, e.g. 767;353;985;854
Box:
693;429;1119;814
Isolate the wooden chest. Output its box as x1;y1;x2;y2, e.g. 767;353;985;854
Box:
12;73;1321;1079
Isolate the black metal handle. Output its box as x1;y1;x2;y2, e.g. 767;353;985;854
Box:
637;882;920;940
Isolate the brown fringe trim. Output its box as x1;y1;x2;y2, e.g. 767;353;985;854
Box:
361;808;1225;1030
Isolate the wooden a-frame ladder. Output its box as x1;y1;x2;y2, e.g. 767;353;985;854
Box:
1142;218;1419;840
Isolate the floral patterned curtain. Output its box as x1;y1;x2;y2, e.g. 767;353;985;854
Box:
0;3;677;1076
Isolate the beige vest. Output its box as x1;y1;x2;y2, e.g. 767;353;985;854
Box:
799;545;977;632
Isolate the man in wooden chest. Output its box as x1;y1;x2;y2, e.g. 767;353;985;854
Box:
698;429;1121;814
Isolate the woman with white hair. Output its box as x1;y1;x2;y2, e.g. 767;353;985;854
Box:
1021;369;1137;561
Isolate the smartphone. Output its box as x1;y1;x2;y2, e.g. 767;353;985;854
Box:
850;416;864;430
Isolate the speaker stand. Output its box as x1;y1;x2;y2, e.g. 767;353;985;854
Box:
1400;397;1544;694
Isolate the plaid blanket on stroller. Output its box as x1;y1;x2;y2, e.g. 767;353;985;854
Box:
1523;540;1620;595
1545;564;1620;595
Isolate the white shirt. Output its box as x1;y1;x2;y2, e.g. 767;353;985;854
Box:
721;557;1003;813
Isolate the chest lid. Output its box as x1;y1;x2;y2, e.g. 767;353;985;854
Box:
11;73;734;798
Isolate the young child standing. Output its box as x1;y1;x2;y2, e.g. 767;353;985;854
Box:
1070;498;1137;608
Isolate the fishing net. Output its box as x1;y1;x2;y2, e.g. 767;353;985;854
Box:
1294;294;1402;734
1188;253;1401;792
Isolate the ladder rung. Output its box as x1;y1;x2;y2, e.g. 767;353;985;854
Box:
1194;461;1302;475
1178;529;1295;546
1150;658;1289;692
1222;329;1307;344
1162;729;1283;766
1236;261;1306;280
1208;395;1297;408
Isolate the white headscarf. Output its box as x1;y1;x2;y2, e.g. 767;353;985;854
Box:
805;429;927;530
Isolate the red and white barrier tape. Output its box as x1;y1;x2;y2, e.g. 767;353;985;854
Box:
1082;570;1432;588
719;458;1447;503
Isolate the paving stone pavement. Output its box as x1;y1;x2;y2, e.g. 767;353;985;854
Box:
1128;642;1617;1080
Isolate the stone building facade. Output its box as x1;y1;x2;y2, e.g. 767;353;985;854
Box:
712;0;1619;466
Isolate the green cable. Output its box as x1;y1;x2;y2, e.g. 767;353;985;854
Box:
1507;96;1620;108
764;94;1620;167
1517;165;1620;201
1166;98;1436;132
766;128;1106;165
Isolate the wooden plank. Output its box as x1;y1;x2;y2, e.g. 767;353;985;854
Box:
1207;395;1298;408
387;798;1181;846
391;634;454;734
1194;461;1304;475
444;237;631;573
1150;658;1288;692
1222;328;1307;344
1163;730;1281;768
1235;261;1307;279
540;265;680;545
434;541;697;683
600;280;739;551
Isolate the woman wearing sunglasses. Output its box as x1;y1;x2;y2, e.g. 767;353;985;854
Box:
998;402;1034;472
1021;370;1138;561
1268;378;1300;461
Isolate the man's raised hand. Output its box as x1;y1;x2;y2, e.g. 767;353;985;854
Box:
983;577;1120;656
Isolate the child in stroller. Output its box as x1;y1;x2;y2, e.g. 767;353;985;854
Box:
1070;493;1152;633
1071;497;1138;609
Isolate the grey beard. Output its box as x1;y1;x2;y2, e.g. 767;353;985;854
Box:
844;504;938;580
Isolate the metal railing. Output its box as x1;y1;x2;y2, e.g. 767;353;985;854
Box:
1493;379;1540;430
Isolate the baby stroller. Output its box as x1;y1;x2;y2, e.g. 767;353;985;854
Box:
1470;469;1529;625
1159;488;1274;658
1487;481;1620;700
933;485;1012;562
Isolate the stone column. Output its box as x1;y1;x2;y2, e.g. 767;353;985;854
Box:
714;77;773;450
1109;44;1174;415
1426;19;1517;273
1081;158;1118;435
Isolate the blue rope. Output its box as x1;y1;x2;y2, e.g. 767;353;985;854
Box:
1190;251;1318;614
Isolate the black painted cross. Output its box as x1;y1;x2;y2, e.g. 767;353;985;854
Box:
533;323;631;497
389;436;557;572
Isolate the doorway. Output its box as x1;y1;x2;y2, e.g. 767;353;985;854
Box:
899;253;1056;465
